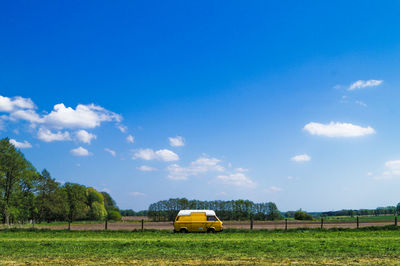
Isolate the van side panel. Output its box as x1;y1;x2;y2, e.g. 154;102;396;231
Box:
190;212;206;232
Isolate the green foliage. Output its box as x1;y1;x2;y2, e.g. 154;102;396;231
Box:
64;183;88;223
107;210;122;221
148;198;283;221
294;210;313;220
88;202;107;220
0;138;121;224
120;209;148;216
0;138;39;224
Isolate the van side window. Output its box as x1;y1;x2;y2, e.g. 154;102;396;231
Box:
207;216;218;221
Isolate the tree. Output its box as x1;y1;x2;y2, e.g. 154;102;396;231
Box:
63;183;87;229
86;188;107;221
36;169;66;222
0;138;39;224
294;210;313;220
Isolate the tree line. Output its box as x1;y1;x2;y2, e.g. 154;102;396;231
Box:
148;198;283;221
321;205;400;217
0;138;121;226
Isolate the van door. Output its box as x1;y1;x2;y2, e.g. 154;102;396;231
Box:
190;212;206;232
206;216;218;231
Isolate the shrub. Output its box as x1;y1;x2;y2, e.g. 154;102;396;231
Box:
294;210;313;220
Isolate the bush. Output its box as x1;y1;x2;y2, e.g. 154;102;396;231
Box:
294;210;313;220
107;210;122;221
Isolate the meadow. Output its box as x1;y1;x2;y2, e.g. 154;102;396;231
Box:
1;227;400;264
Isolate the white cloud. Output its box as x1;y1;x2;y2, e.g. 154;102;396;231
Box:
374;160;400;180
137;165;157;172
167;157;225;180
76;130;96;144
133;148;179;162
130;192;145;197
235;167;248;172
0;96;35;112
216;173;256;188
37;128;71;142
264;186;283;192
104;148;116;157
117;125;127;133
43;103;121;129
9;139;32;148
348;80;383;91
0;96;123;145
2;99;121;130
303;122;375;137
169;136;185;147
70;146;91;156
126;134;134;143
291;154;311;162
10;109;43;123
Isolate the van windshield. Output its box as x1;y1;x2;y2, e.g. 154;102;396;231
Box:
207;216;218;221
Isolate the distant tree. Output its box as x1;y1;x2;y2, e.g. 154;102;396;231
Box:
294;210;313;221
36;169;66;222
107;210;122;221
63;183;87;229
285;211;295;218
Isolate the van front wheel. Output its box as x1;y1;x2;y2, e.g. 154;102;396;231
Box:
180;228;188;233
207;228;215;233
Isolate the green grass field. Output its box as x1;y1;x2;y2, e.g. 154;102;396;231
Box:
1;227;400;264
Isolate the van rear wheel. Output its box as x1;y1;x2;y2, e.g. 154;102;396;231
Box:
180;228;188;233
207;228;215;233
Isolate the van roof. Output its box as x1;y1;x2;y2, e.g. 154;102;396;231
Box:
177;210;216;216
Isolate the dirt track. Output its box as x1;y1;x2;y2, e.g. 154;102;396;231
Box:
37;220;397;231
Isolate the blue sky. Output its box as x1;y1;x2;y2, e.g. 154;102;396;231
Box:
1;1;400;211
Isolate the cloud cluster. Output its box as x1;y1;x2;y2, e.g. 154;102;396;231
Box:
38;128;71;142
76;130;96;144
291;154;311;162
348;80;383;91
167;157;225;180
216;172;256;188
169;136;185;147
374;160;400;180
9;139;32;148
304;122;375;137
0;96;35;112
0;95;121;145
70;146;91;156
133;148;179;162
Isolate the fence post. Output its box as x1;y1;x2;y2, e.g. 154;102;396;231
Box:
320;217;324;229
356;216;359;229
285;218;288;231
105;219;108;231
395;216;398;226
141;219;144;232
250;217;253;230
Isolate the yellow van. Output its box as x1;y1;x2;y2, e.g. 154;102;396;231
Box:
173;210;223;233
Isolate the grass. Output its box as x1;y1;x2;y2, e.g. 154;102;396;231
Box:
1;227;400;264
